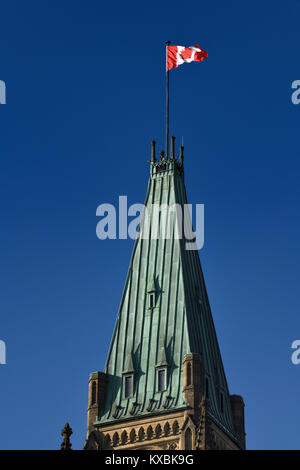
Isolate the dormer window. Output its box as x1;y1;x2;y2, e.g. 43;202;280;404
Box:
124;374;133;398
148;276;157;309
157;368;166;392
149;292;155;309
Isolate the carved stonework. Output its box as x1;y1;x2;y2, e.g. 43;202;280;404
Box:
84;400;240;451
83;430;107;450
60;423;73;451
85;415;185;450
168;441;178;450
195;398;216;450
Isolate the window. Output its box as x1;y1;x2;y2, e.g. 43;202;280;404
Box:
124;374;133;398
157;368;166;392
149;293;155;309
91;381;97;405
185;428;192;450
186;362;192;386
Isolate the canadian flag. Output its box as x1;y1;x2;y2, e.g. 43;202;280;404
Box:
167;44;208;71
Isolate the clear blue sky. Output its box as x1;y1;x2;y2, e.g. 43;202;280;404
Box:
0;0;300;450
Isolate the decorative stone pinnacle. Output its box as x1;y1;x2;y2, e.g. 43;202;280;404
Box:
200;396;210;410
60;422;73;450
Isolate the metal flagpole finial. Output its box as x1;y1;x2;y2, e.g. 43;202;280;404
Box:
165;41;171;158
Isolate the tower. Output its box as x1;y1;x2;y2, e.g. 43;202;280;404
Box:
84;139;245;450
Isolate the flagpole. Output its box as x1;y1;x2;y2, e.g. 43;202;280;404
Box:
166;41;170;158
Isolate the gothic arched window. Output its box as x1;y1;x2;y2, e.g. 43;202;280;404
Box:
185;427;192;450
186;362;192;386
91;381;97;405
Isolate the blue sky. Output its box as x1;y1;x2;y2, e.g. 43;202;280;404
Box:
0;0;300;449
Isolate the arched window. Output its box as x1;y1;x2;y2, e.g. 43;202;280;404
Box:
164;422;171;437
91;381;97;405
155;424;162;438
147;425;153;440
104;434;111;449
185;427;192;450
121;430;128;445
172;420;179;435
130;429;136;443
138;427;145;441
186;362;192;386
112;432;119;447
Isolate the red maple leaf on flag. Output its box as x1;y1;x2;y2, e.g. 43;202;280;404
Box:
180;48;193;61
166;44;208;71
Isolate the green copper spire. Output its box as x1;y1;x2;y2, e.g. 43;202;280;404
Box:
95;141;240;445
